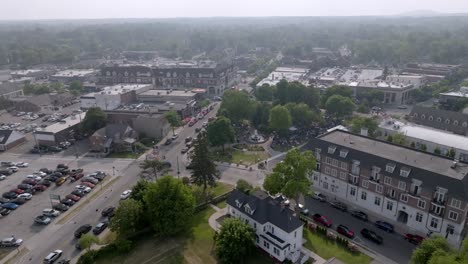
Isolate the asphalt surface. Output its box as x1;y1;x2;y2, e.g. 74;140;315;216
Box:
304;197;416;264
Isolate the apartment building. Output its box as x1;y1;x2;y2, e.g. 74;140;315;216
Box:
307;129;468;247
227;190;308;264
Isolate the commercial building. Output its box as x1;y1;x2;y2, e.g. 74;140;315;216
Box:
379;118;468;162
80;84;152;110
439;87;468;106
386;75;427;89
137;89;203;104
10;69;51;80
0;130;26;151
410;106;468;136
402;63;460;83
13;92;75;112
33;112;86;145
307;129;468;247
339;68;383;83
104;109;171;139
49;69;97;84
256;67;309;87
227;189;308;264
98;65;153;85
346;80;415;105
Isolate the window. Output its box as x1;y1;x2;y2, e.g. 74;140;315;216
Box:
400;167;411;177
313;173;319;182
315;148;321;161
374;197;381;206
362;180;369;189
323;182;328;189
351;160;360;175
430;217;439;228
417;200;426;209
451;199;462;209
448;211;459;221
328;146;336;154
350;187;356;196
350;175;358;184
413;113;418;118
421;114;426;119
437;117;442;122
454;120;459;126
398;181;406;191
384;176;392;185
386;201;393;211
428;116;433;121
332;159;339;167
255;236;259;243
416;213;423;222
325;167;331;175
446;225;455;235
272;227;275;234
325;157;332;164
263;241;270;249
388;189;396;198
462;122;467;128
376;185;383;193
340;162;348;170
254;223;257;229
331;184;338;193
274;247;280;256
400;193;408;202
294;231;297;238
339;172;347;180
340;150;348;158
361;191;367;200
386;163;396;173
445;119;450;124
331;169;338;177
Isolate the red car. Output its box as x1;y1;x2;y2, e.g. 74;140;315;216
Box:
10;188;24;195
312;213;332;227
71;173;84;181
66;194;81;202
22;179;37;186
81;182;95;188
337;225;355;238
404;233;425;245
33;185;47;192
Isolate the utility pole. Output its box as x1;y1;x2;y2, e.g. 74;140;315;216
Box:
177;155;180;179
32;132;41;157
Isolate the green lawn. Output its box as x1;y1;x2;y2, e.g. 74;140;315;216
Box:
211;149;269;165
107;152;141;159
303;229;372;264
215;200;227;209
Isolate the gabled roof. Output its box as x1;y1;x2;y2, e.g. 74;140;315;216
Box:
227;189;303;233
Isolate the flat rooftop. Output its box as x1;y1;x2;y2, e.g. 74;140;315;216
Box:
83;84;151;97
52;69;96;77
440;92;468;98
11;69;44;75
347;80;413;90
340;69;383;82
139;90;198;97
387;75;425;79
319;130;468;180
37;112;86;134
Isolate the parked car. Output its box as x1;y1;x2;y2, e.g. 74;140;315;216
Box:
101;206;115;217
185;137;193;143
350;210;368;222
0;237;23;247
71;190;85;197
70;168;83;175
0;208;10;216
65;194;80;202
181;147;189;154
361;228;383;244
38;180;52;187
81;181;96;189
0;198;10;204
44;249;62;263
164;138;172;145
120;190;132;200
10;188;24;195
337;224;355;238
43;209;60;217
16;162;29;168
48;146;63;152
57;259;70;264
40;168;53;174
71;173;84;181
0;169;13;175
1;161;13;167
312;191;326;202
26;175;42;181
33;185;48;192
297;203;309;216
18;193;32;200
74;224;92;238
22;179;37;186
17;184;33;190
35;215;51;225
375;220;394;233
0;175;5;181
60;199;75;207
75;185;92;193
93;222;108;235
11;197;27;205
8;166;18;172
312;213;332;227
52;203;69;212
2;192;18;199
171;134;179;140
81;177;98;185
330;201;348;212
55;177;67;186
404;233;425;245
1;203;18;210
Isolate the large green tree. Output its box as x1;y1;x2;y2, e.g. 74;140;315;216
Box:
69;81;84;95
285;103;321;127
348;116;379;137
320;86;353;106
255;84;276;101
109;199;144;237
130;179;150;203
268;105;292;136
139;159;165;180
215;218;255;264
220;90;255;123
144;176;195;236
78;234;99;252
411;236;452;264
263;148;316;201
251;102;272;131
82;107;107;133
164;111;182;135
325;95;356;118
190;131;220;193
207;116;235;152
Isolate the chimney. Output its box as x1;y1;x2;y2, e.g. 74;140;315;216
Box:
360;127;368;137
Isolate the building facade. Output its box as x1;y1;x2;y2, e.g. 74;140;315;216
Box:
307;130;468;247
347;80;415;105
386;75;427;89
80;84;151;110
410;106;468;136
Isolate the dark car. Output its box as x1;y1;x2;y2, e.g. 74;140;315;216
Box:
375;221;394;233
22;179;37;186
337;224;355;239
185;137;193;143
89;173;106;181
71;173;84;181
48;146;62;152
61;199;76;206
0;208;11;216
312;213;332;227
56;168;70;175
361;228;383;244
330;201;348;212
10;198;27;205
1;203;18;210
10;189;24;195
164;138;172;145
33;185;48;192
181;147;189;154
0;197;9;204
350;210;368;222
38;180;51;187
57;259;70;264
70;168;83;175
2;192;17;199
71;190;85;197
101;206;115;217
45;176;59;182
53;203;69;212
39;168;53;174
17;184;33;190
92;222;108;235
404;233;425;245
74;224;92;238
66;194;80;202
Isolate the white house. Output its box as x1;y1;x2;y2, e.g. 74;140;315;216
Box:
226;190;308;264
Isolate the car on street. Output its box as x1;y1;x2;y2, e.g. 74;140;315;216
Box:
16;162;29;168
75;185;92;193
26;175;42;181
43;209;60;217
350;210;368;222
185;137;193;143
17;184;33;190
10;188;24;195
65;194;81;202
181;147;189;154
35;215;51;225
53;203;69;212
48;146;62;152
329;201;348;212
93;222;108;234
74;224;92;238
404;233;425;245
0;208;11;216
11;197;27;205
60;199;75;207
102;206;115;217
298;203;309;215
40;168;53;174
0;175;5;181
312;213;332;227
3;192;18;199
312;191;326;202
361;228;383;244
18;193;32;200
0;237;23;247
375;220;394;233
1;203;19;210
164;138;172;145
120;190;132;200
171;134;179;140
81;182;95;188
33;185;48;192
336;224;355;238
44;249;63;263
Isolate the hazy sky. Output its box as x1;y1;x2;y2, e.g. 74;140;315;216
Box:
2;0;468;20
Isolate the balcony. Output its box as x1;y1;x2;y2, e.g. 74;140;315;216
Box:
429;208;445;217
407;190;421;198
348;179;358;186
369;177;380;184
431;198;447;206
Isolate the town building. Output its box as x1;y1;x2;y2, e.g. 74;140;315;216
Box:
80;84;152;110
307;129;468;247
10;69;51;80
0;130;26;151
439;87;468;106
98;65;154;85
12;92;75;112
410;106;468;136
339;68;383;83
256;67;310;87
89;124;138;155
0;83;24;99
386;75;427;89
0;70;11;83
33;112;86;145
49;69;97;84
378;118;468;162
104;110;171;139
137;89;203;104
227;189;308;264
346;80;415;105
402;63;460;83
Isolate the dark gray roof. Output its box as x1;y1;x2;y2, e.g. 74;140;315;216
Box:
226;189;303;233
0;130;24;145
410;106;468;135
305;130;468;200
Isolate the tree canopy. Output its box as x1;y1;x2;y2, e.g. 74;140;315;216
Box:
190;131;220;192
220;90;255;123
164;111;182;135
348;116;379;137
109;199;144;238
320;86;353;106
82;107;106;133
410;236;463;264
285;102;321;127
139;159;165;180
268;105;292;136
325;95;356;118
207;117;235;152
78;233;99;252
215;218;255;264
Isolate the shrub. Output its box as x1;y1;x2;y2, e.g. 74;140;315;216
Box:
114;238;133;253
77;250;98;264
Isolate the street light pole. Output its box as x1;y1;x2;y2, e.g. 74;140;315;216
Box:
177;155;180;179
112;166;115;176
32;132;41;157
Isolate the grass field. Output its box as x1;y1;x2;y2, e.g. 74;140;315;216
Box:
214;200;227;209
211;149;269;165
303;229;372;264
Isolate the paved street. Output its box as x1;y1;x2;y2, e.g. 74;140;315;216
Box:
303;197;416;264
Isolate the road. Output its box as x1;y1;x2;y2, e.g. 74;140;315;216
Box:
304;197;415;264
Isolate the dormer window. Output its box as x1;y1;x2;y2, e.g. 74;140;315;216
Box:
235;199;243;208
339;150;348;158
386;163;396;173
428;116;433;121
328;146;336;154
437;117;442;122
244;204;254;215
413;113;418;118
445;119;450;124
421;114;426;120
463;122;468;128
400;167;411;177
454;120;459;126
315;148;321;161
